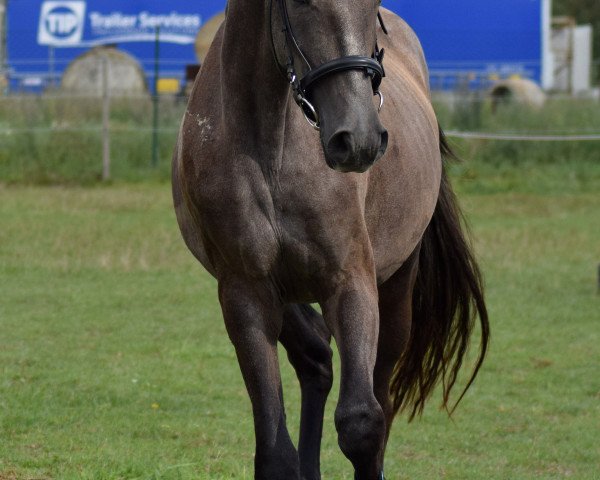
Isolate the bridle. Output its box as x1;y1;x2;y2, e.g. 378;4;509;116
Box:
272;0;387;130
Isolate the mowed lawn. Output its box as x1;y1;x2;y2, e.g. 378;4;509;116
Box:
0;183;598;479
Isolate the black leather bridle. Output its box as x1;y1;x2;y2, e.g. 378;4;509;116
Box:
273;0;387;130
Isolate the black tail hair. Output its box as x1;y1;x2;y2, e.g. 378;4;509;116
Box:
389;126;490;420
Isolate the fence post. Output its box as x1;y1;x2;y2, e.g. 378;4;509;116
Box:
102;56;111;181
48;46;55;88
0;0;7;93
151;26;160;168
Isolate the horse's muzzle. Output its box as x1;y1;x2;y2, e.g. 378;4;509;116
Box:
324;128;388;173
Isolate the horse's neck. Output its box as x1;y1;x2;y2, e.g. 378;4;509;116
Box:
219;2;290;147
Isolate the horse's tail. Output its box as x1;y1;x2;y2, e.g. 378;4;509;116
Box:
389;126;490;421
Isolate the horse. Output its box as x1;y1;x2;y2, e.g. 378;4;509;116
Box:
172;1;489;479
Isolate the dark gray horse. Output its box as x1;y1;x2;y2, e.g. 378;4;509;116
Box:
172;2;489;479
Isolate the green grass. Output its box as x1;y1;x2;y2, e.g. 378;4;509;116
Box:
433;96;600;196
1;180;598;479
0;96;184;184
1;95;599;190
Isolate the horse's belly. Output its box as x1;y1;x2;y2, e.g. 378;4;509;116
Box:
366;131;442;284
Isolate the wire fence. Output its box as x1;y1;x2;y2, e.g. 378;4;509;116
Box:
445;131;600;142
5;125;600;141
1;89;599;183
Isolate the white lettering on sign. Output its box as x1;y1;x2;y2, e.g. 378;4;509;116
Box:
38;1;86;46
138;12;201;30
89;12;138;30
46;12;79;35
88;11;201;35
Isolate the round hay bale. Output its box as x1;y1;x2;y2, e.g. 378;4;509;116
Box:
61;46;148;96
195;12;225;63
489;78;546;110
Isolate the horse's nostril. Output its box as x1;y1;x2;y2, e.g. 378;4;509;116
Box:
378;129;389;159
325;127;386;172
327;131;354;159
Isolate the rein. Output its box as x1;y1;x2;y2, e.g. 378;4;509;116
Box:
272;0;387;130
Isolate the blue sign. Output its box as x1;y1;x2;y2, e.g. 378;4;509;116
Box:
6;0;548;92
384;0;547;88
8;0;226;91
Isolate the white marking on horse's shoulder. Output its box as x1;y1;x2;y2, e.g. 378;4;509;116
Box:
184;113;214;177
192;113;212;139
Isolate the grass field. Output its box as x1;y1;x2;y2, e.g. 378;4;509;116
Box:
1;171;598;479
2;95;600;187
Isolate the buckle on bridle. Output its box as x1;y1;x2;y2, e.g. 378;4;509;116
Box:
375;90;384;112
288;69;320;129
299;97;320;130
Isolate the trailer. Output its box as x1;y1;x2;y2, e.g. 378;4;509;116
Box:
5;0;223;92
386;0;553;91
1;0;562;93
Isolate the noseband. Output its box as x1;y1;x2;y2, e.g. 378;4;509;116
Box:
273;0;387;130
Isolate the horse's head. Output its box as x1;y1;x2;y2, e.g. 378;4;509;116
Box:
276;0;388;173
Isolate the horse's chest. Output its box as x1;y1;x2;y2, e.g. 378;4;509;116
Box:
194;165;361;293
194;171;281;279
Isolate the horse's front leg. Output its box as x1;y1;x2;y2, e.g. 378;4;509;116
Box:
219;276;300;480
280;304;333;480
322;275;386;480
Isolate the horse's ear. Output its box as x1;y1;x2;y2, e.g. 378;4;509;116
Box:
378;11;389;35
